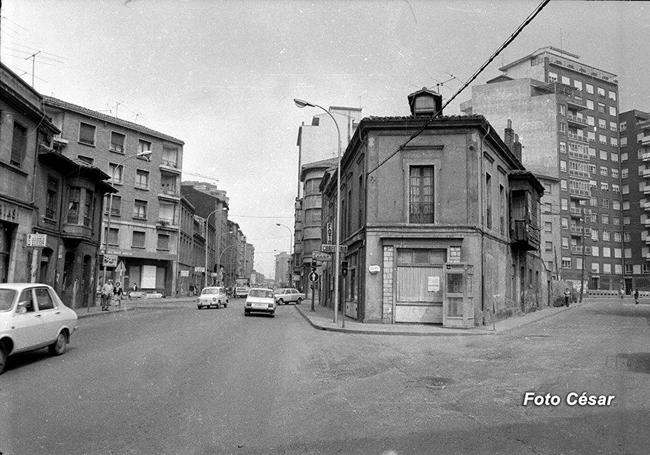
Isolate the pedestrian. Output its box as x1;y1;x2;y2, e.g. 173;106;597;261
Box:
564;288;571;307
634;289;639;305
619;287;625;301
113;281;124;308
101;280;113;311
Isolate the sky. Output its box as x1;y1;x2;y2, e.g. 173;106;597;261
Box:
2;0;649;277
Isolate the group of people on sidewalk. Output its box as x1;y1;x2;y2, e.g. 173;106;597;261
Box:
100;280;132;311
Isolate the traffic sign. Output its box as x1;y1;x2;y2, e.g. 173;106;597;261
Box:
115;261;126;273
103;254;118;267
321;244;348;253
312;251;331;262
309;271;319;282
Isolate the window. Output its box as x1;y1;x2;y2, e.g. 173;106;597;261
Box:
561;217;568;229
588;147;596;157
10;122;27;166
600;182;609;191
625;248;632;258
46;177;59;219
599;150;608;160
135;170;149;189
621;137;627;146
105;195;121;216
597;87;606;97
625;263;633;274
586;100;594;110
600;166;608;177
586;115;595;126
624;232;631;242
608;90;616;101
598;134;607;144
622;184;629;194
499;184;506;235
573;80;583;91
603;263;611;274
132;231;146;248
548;71;558;82
609;121;617;132
614;232;621;242
622;168;628;179
611;137;618;147
592;263;600;273
110;132;125;153
138;140;151;155
559;142;566;153
560;180;567;191
561;198;568;210
611;168;619;178
106;227;119;245
484;172;492;229
544;222;552;233
162;146;178;167
83;189;93;227
603;231;610;242
601;214;609;225
560;160;567;173
609;106;617;117
623;201;630;210
561;237;569;249
409;166;434;224
598;118;607;129
133;200;147;219
79;122;96;146
77;155;93;165
592;230;599;241
601;198;609;208
67;186;80;224
157;233;170;250
559;122;567;133
561;76;571;86
545;241;553;252
562;257;571;268
623;216;630;225
35;288;55;311
597;103;606;113
620;121;627;131
592;246;600;257
612;184;620;193
108;163;124;184
588;131;596;142
586;83;594;94
612;200;620;210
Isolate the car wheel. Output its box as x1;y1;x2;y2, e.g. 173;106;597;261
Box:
271;312;275;317
0;346;7;375
49;332;67;356
197;305;202;310
244;311;249;316
223;303;228;308
297;298;302;305
278;299;284;305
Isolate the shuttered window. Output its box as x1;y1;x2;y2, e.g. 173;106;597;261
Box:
79;122;96;145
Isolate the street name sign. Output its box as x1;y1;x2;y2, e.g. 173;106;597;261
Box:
321;244;348;253
27;233;47;247
312;251;331;262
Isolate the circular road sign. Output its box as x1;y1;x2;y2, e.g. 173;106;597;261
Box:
309;271;319;282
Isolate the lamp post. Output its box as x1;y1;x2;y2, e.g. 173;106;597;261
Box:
217;243;238;285
294;98;342;325
102;150;152;287
276;223;293;286
204;207;227;289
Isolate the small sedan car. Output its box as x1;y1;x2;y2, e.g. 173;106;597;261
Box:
197;286;229;309
244;288;276;317
0;283;78;375
274;288;305;305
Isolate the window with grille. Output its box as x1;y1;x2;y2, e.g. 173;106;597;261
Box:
409;166;434;223
79;122;95;145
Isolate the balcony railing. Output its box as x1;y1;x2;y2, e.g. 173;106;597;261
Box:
161;158;178;168
570;226;591;236
568;150;590;161
569;169;590;179
567;114;587;127
568;132;588;143
571;245;590;255
511;219;540;251
640;151;650;162
567;97;586;109
643;186;650;194
569;187;590;198
569;207;582;217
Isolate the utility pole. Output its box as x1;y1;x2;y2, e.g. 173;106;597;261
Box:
579;216;586;303
25;51;41;88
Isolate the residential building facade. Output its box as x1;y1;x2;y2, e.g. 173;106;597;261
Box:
274;251;291;287
618;110;650;290
320;89;548;326
43;96;184;296
462;47;622;291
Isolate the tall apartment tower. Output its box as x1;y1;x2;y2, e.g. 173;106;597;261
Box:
462;47;623;291
618;110;650;290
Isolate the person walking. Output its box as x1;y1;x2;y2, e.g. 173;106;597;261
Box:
634;289;639;305
113;282;124;308
101;280;113;311
619;287;625;301
564;288;571;307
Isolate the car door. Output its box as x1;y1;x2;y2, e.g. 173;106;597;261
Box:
11;288;44;351
288;289;298;302
34;287;60;343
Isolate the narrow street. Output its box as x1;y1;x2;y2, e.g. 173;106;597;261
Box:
0;298;648;454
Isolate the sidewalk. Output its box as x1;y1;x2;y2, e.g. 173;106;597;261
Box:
74;296;196;318
294;298;590;336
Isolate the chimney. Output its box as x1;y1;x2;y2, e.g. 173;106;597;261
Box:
513;133;522;161
504;119;514;151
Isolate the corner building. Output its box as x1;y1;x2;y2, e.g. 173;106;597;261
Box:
43;97;184;296
320;89;548;327
462;47;623;291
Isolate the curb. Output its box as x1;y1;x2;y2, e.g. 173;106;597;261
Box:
294;305;494;337
76;307;136;319
495;300;589;334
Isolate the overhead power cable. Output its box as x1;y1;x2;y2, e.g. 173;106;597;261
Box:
368;0;551;176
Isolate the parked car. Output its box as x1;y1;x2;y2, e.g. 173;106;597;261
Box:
197;286;229;309
0;283;78;375
274;288;305;305
244;288;276;317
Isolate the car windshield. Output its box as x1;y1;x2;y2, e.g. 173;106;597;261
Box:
0;289;16;311
201;288;223;295
249;289;273;298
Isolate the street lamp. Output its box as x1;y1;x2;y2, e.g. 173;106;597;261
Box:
276;223;293;285
102;150;152;287
217;243;238;285
204;207;227;289
294;98;342;325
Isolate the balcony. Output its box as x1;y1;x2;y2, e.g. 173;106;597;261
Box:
569;169;590;179
569;207;583;217
571;245;590;255
569;187;590;199
641;151;650;162
62;223;93;241
567;132;588;144
159;160;181;174
641;136;650;146
157;218;179;230
567;114;588;127
570;226;591;236
643;169;650;178
567;97;586;110
568;150;590;162
511;219;540;251
644;218;650;227
643;185;650;195
643;201;650;211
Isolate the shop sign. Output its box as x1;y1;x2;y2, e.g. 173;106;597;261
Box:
194;266;205;272
103;254;118;267
27;233;47;247
180;270;190;277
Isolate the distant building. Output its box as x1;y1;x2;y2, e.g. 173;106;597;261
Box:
320;88;548;326
462;47;622;291
274;252;291;287
618;110;650;289
43;96;184;296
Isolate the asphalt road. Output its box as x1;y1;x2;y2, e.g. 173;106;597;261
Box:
0;298;648;454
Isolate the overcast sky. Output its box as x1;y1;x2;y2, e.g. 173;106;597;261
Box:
2;0;649;277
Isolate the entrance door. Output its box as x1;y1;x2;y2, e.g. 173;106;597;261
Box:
443;264;474;328
625;278;633;295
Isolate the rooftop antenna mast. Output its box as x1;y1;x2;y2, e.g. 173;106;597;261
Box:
25;51;41;88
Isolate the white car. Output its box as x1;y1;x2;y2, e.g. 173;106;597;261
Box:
274;288;305;305
0;283;78;375
197;286;229;309
244;288;276;317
